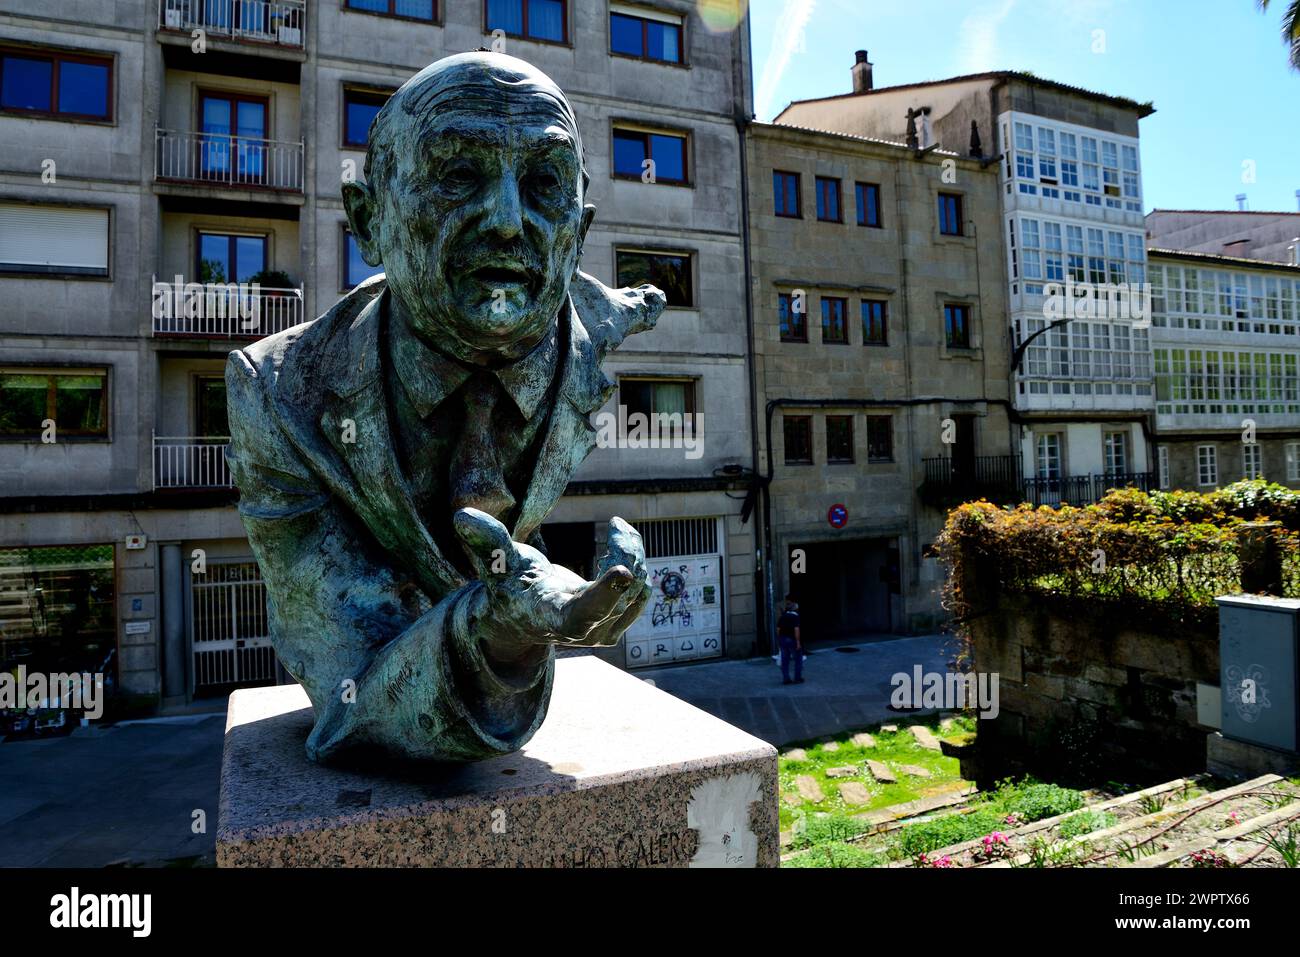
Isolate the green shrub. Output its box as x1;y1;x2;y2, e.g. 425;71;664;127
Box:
894;808;1005;857
789;812;873;850
989;780;1085;821
1057;809;1118;839
784;842;885;868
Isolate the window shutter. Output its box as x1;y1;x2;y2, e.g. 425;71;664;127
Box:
0;204;109;271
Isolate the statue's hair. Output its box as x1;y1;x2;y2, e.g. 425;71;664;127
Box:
362;51;587;196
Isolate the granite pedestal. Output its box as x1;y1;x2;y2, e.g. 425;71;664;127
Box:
217;656;779;867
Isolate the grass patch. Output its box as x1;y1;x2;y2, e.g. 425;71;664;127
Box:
784;842;887;868
1057;809;1118;840
777;716;971;831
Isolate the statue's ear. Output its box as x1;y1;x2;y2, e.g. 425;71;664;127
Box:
579;203;596;247
343;179;382;267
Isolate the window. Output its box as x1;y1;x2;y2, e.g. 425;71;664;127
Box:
866;416;892;463
195;376;230;438
616;249;693;307
0;203;109;277
1036;433;1062;479
613;126;687;184
609;5;683;63
861;300;887;346
343;88;391;148
937;192;963;236
0;46;112;121
346;0;435;17
815;177;841;222
778;292;807;342
1197;445;1218;486
343;229;383;289
1243;443;1262;480
821;297;847;344
1287;443;1300;482
783;415;812;465
486;0;566;42
773;170;800;217
1103;431;1127;476
1158;446;1170;489
620;377;694;433
197;232;266;284
826;415;854;463
0;368;108;439
198;91;268;182
856;182;882;227
944;303;971;348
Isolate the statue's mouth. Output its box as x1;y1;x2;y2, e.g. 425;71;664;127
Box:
466;262;536;291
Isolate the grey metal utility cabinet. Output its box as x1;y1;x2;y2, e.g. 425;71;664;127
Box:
1216;595;1300;753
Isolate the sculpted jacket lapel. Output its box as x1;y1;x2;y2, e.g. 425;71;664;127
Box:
512;294;615;543
271;282;466;601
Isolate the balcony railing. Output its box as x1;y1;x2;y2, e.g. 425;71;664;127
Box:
919;454;1022;507
1022;471;1157;508
158;0;306;48
152;279;303;339
154;436;232;490
155;128;304;192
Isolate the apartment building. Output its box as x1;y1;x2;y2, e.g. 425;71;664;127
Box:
1148;248;1300;491
747;121;1011;636
776;56;1157;508
0;0;756;713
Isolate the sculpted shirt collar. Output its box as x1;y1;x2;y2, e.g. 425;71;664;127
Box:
389;291;560;420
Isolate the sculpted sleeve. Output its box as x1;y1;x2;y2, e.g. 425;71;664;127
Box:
224;348;553;762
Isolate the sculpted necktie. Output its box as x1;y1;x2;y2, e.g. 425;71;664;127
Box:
449;372;517;520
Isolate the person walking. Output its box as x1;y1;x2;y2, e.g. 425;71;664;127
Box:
776;596;804;685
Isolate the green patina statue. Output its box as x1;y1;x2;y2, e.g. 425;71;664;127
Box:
225;51;663;763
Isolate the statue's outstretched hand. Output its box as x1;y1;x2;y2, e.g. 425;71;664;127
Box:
454;508;650;650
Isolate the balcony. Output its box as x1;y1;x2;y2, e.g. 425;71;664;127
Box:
919;455;1022;508
158;0;306;49
154;436;232;490
152;279;303;339
1021;471;1157;508
155;128;304;193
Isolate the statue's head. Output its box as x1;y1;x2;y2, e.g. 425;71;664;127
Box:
344;51;592;363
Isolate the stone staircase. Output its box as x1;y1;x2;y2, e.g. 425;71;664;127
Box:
892;774;1300;869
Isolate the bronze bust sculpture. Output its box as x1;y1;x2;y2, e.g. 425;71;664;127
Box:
225;51;664;763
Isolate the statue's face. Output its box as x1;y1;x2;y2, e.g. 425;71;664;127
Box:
366;102;588;362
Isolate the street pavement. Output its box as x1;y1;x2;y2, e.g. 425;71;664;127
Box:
637;633;955;747
0;633;953;866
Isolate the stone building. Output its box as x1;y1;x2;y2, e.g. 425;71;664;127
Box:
746;121;1011;636
775;57;1158;508
0;0;757;712
1148;248;1300;491
1147;208;1300;266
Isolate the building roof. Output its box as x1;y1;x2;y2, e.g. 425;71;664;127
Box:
776;70;1155;121
1147;246;1300;273
749;119;967;158
1147;209;1300;217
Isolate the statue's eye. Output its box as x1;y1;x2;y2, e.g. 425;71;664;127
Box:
439;163;479;189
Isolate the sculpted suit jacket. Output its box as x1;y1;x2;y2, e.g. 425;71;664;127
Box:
225;272;662;762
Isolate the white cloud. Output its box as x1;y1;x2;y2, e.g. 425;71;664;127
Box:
754;0;817;121
957;0;1018;73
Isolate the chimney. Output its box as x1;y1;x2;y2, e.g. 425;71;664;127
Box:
1236;193;1248;211
851;50;873;93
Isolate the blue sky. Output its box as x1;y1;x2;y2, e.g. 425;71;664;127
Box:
747;0;1300;214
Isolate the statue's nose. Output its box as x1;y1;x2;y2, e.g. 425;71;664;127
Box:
479;173;525;240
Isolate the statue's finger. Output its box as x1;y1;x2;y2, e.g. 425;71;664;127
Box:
453;507;516;580
562;565;633;636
